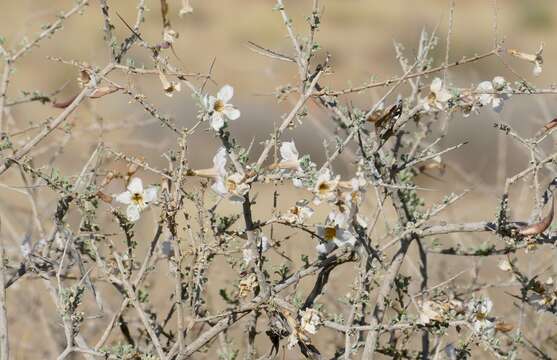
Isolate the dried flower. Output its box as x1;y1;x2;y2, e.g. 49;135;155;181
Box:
299;308;321;335
508;43;543;76
159;71;181;97
115;177;158;222
239;273;258;297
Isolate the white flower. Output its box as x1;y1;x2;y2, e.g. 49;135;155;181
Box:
468;297;495;334
115;177;158;222
315;223;356;255
212;172;250;202
476;76;511;113
283;201;314;224
423;78;452;111
299;308;321;335
312;169;339;204
243;235;270;264
198;147;250;202
204;85;240;131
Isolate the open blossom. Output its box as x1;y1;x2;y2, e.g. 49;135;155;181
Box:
312;169;339;204
242;235;270;264
212;172;250;202
316;213;357;255
467;297;495;334
115;177;158;222
203;85;240;131
476;76;511;113
195;147;250;202
423;78;452;111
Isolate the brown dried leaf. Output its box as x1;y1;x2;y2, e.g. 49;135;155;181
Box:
52;94;78;108
543;118;557;132
495;321;514;333
519;196;554;236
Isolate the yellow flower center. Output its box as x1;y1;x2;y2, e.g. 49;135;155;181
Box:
290;206;299;215
131;192;143;205
318;182;330;194
226;178;237;192
323;227;336;241
213;99;225;113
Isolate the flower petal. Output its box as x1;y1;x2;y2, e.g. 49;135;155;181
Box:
316;241;335;255
217;84;234;103
213;147;228;176
127;177;144;194
211;179;228;197
222;106;240;120
430;78;442;92
280;141;299;162
143;186;158;203
492;97;504;112
126;205;141;222
210;113;225;131
115;191;132;205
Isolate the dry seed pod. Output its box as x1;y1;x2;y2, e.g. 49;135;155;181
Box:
519;196;554;236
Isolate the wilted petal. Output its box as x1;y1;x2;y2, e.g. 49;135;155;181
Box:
217;84;234;103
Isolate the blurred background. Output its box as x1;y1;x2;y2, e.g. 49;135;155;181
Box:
2;0;557;358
